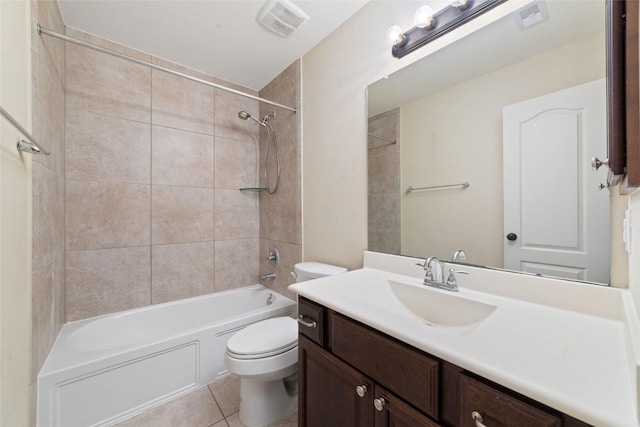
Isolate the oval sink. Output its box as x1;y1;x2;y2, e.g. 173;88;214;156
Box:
347;279;497;327
387;280;496;326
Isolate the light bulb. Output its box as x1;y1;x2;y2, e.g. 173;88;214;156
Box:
449;0;469;9
414;5;435;29
386;25;405;46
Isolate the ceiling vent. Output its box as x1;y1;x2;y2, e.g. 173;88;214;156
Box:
513;0;549;31
256;0;310;38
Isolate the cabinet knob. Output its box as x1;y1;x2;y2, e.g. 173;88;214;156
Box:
355;385;367;398
373;397;386;412
471;411;487;427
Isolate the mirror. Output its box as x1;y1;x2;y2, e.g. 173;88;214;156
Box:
367;0;614;285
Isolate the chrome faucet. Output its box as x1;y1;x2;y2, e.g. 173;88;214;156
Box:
418;257;467;292
261;273;276;282
424;256;443;284
451;249;467;263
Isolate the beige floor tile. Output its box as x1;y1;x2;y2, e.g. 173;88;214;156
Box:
208;374;240;417
224;410;297;427
114;387;223;427
211;419;229;427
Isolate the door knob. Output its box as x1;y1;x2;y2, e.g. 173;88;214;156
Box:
591;157;609;171
506;233;518;241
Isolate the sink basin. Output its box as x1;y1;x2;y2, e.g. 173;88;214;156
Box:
347;280;497;327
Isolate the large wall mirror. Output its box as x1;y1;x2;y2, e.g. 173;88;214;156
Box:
367;0;622;286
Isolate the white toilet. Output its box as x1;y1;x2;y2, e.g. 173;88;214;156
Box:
224;262;347;427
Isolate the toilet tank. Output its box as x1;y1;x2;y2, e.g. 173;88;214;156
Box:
293;262;347;282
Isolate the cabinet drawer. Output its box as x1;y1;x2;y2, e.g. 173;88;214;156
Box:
460;375;561;427
298;298;325;346
330;312;440;419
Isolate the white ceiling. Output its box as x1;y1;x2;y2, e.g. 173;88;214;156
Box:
58;0;369;91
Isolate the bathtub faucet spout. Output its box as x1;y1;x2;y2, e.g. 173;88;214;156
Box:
261;273;276;282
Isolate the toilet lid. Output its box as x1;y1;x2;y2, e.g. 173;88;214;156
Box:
227;317;298;360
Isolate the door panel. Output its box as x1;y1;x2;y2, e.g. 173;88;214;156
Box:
503;79;610;283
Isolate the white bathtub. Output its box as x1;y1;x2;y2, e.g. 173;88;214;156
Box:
37;285;296;427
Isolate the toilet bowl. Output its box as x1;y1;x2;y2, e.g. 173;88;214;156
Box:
224;261;347;427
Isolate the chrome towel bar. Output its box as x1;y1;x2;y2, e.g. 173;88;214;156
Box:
406;182;470;194
0;105;50;156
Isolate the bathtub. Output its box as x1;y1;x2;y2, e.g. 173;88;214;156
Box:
37;285;296;427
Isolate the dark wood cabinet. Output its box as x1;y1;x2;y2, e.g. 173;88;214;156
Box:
459;375;561;427
297;297;592;427
373;385;440;427
298;335;371;427
298;334;439;427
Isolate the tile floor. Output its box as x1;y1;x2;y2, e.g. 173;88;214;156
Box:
113;373;297;427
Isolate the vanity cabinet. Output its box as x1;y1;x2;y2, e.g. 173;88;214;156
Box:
299;334;438;427
297;297;592;427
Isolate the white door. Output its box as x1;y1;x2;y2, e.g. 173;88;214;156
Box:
502;79;610;284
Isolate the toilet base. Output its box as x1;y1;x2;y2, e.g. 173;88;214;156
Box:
239;373;297;427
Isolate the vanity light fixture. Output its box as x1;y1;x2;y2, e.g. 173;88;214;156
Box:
449;0;470;10
391;0;506;58
414;5;436;29
386;25;407;48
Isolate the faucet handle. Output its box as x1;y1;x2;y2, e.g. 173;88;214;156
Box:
446;268;469;286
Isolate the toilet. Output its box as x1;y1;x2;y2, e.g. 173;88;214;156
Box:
224;262;347;427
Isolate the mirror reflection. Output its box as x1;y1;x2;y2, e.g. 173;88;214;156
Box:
367;0;611;284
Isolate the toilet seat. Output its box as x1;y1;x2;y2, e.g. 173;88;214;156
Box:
226;317;298;360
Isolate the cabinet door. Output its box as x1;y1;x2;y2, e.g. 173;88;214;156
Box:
299;335;372;427
373;385;441;427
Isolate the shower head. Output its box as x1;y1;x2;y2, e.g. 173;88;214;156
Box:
238;111;264;126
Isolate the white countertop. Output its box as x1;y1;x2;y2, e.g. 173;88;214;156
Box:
289;252;640;427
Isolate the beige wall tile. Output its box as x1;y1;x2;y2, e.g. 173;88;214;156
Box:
66;39;151;123
33;163;63;269
215;138;257;190
214;89;259;142
152;126;214;188
259;239;301;301
257;60;302;286
34;262;54;372
214;239;259;291
34;39;64;172
114;386;223;427
152;185;214;244
151;241;214;304
215;190;258;241
66;180;151;250
260;184;301;244
66;246;150;320
151;67;214;135
66;109;151;184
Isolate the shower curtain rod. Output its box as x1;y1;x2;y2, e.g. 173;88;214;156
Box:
36;25;298;113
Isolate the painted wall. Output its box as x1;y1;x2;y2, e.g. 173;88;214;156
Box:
301;0;536;270
400;32;604;267
0;1;32;424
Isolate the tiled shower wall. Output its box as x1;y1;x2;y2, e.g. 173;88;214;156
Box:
63;28;279;321
259;61;302;300
31;0;66;390
368;109;401;255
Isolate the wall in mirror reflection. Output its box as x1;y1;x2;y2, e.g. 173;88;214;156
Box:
368;30;605;271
